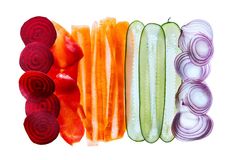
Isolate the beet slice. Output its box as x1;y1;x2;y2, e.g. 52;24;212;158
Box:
20;16;56;47
24;111;59;144
19;42;54;73
25;94;60;117
19;71;55;101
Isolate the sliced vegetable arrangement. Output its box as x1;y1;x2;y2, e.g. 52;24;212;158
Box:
19;16;214;145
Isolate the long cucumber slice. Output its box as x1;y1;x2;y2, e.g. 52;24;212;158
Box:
125;21;145;142
160;22;181;142
139;24;166;143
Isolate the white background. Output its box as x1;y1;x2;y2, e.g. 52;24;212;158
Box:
0;0;234;159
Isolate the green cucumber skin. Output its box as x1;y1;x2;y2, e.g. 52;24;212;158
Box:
125;20;145;142
139;23;166;143
160;22;182;142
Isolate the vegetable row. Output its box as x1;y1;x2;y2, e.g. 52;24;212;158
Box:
173;20;214;141
125;21;182;142
19;17;60;145
19;16;214;145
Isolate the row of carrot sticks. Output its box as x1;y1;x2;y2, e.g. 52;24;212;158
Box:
72;18;129;142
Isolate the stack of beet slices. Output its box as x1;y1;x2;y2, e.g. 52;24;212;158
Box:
19;16;60;145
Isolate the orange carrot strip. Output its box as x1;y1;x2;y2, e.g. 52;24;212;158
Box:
102;18;118;141
95;24;105;140
114;22;129;138
99;20;108;135
89;22;99;142
71;26;93;140
96;24;106;140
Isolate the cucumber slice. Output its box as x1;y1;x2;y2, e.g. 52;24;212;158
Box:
160;22;182;142
139;24;166;143
125;21;144;142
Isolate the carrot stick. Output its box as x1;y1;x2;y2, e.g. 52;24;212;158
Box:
114;22;129;138
99;18;117;141
92;22;105;141
105;22;129;140
98;20;108;136
71;26;93;140
89;22;99;142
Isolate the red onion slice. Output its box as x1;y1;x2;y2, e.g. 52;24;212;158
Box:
19;42;54;73
25;94;60;117
176;81;212;115
172;111;213;141
20;16;57;47
174;53;210;81
186;83;212;115
179;19;213;52
175;81;193;108
189;34;213;66
19;71;55;101
24;111;60;144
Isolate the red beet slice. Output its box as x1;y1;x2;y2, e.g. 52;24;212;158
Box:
20;16;56;47
25;94;60;117
19;71;55;101
19;42;54;73
24;111;59;144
